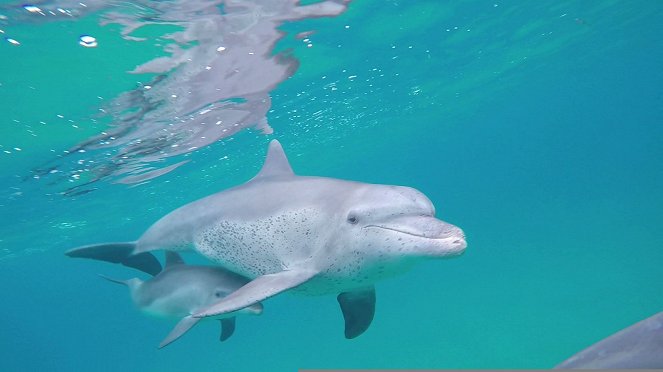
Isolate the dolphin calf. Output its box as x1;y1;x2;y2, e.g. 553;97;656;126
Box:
67;249;263;348
68;139;466;338
555;311;663;369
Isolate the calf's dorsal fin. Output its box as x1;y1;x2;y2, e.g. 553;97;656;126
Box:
164;251;185;268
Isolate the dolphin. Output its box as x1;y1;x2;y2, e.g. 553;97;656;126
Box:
67;249;263;348
555;311;663;369
67;139;466;338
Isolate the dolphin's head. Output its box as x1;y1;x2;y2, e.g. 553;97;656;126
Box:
338;184;466;259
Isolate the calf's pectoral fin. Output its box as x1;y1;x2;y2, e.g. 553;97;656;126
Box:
159;316;201;349
337;286;376;339
65;242;162;276
194;269;318;318
219;317;236;342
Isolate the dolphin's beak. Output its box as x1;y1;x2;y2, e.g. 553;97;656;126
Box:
367;215;467;256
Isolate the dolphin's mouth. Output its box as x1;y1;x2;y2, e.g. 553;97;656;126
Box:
363;216;467;254
364;217;463;238
367;225;465;243
364;225;438;239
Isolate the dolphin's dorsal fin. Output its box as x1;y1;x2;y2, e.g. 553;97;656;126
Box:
254;140;294;179
165;251;185;268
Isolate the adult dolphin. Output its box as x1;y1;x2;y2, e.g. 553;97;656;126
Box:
555;311;663;369
67;249;263;348
68;139;467;338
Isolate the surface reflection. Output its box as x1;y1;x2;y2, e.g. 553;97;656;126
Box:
2;0;351;192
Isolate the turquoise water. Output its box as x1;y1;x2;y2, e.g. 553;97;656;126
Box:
1;1;662;370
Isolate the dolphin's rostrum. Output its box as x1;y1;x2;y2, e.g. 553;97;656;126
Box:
68;139;467;339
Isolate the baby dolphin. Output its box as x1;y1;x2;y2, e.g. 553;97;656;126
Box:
555;311;663;369
68;139;466;339
68;249;263;348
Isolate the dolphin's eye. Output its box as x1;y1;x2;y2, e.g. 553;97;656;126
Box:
347;214;359;225
215;290;226;298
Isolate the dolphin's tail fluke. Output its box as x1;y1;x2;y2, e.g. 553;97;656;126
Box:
65;242;162;276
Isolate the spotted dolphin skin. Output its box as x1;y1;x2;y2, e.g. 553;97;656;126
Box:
67;250;262;348
68;139;466;339
556;311;663;369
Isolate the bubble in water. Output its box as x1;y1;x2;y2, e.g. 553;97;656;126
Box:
23;5;43;13
79;34;97;48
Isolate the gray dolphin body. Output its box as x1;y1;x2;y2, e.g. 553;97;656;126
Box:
555;311;663;369
69;250;263;348
68;140;466;338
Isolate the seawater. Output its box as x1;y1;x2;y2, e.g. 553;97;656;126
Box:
0;1;661;371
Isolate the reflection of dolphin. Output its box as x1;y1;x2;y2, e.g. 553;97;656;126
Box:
67;249;262;348
67;139;466;339
19;0;354;189
556;311;663;368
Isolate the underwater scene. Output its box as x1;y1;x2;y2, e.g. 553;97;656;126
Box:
0;0;661;370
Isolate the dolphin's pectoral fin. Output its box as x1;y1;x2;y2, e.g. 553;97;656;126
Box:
65;242;162;276
159;316;201;349
98;274;127;286
194;269;318;318
219;317;236;342
98;275;143;290
337;286;376;339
